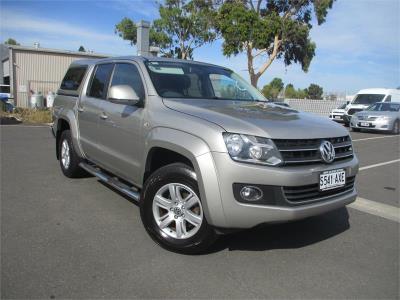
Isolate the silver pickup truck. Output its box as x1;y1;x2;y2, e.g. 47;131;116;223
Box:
52;56;358;253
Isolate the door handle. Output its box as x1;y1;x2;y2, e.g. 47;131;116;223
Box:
77;106;84;112
99;113;108;120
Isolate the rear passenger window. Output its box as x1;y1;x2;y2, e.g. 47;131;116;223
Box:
88;64;114;99
60;66;87;90
109;63;145;100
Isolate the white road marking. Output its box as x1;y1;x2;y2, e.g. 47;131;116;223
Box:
359;159;400;171
349;197;400;223
352;135;399;142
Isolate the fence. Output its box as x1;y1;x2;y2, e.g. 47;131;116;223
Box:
283;99;347;117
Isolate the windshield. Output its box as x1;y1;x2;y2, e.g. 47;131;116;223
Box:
353;94;385;105
145;61;266;101
366;102;400;112
338;103;347;109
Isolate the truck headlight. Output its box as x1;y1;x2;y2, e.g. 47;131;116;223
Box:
223;133;283;166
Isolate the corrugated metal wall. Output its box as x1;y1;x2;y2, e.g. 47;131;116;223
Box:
284;99;347;117
14;50;102;107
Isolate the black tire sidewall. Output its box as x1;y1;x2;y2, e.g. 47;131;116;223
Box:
140;163;216;254
59;130;83;178
393;120;400;134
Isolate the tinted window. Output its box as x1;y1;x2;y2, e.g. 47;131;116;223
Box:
88;64;114;98
60;66;87;90
385;95;391;102
353;94;385;105
109;63;145;100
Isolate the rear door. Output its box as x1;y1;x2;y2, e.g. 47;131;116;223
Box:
78;63;114;161
96;62;146;184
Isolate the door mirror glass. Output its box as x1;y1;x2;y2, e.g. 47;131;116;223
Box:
108;85;140;105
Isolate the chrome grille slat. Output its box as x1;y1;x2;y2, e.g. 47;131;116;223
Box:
273;136;353;165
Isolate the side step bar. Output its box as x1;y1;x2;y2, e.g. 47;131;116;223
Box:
79;162;140;202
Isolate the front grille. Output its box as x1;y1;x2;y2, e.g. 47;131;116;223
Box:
347;108;363;115
283;176;355;203
273;136;353;165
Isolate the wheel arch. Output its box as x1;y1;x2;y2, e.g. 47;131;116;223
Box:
142;127;227;227
54;109;84;160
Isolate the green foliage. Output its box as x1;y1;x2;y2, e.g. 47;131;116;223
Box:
115;0;217;59
305;83;324;99
215;0;335;87
284;84;307;99
78;46;86;52
4;38;19;45
261;77;284;99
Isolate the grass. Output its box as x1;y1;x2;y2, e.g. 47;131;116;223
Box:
0;108;53;124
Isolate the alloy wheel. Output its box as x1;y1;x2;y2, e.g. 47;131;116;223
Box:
152;183;203;239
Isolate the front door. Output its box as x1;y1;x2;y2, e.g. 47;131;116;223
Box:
78;63;114;161
97;62;146;184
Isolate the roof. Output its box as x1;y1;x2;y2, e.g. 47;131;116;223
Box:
4;44;109;58
357;88;400;95
71;55;229;70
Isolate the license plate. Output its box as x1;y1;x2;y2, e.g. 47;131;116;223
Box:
319;169;346;191
360;122;370;127
334;116;341;119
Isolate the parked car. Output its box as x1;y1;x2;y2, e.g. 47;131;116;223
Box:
329;102;349;123
343;88;400;126
350;102;400;134
0;84;14;112
52;57;358;253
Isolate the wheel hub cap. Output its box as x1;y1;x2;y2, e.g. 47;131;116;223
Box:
61;140;70;169
152;183;203;240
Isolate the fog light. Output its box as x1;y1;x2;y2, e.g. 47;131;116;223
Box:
240;186;263;201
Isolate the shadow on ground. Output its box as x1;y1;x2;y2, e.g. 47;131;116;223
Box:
95;174;350;254
209;207;350;253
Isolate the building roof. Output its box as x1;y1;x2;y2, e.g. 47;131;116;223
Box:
4;44;109;58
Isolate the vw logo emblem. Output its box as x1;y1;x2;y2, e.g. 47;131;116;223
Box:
319;140;335;163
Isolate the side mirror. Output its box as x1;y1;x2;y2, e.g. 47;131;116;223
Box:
108;85;141;106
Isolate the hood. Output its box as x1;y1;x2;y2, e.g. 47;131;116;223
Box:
332;109;345;113
163;99;348;139
355;111;397;118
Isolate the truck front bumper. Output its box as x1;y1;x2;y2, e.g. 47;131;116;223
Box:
204;152;358;229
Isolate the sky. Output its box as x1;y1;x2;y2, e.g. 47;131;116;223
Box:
0;0;399;94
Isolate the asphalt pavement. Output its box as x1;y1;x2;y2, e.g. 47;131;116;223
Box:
1;125;399;299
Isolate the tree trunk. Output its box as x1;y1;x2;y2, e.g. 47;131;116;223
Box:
246;43;259;88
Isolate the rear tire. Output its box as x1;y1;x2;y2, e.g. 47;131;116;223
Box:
59;130;86;178
140;163;217;254
391;120;399;135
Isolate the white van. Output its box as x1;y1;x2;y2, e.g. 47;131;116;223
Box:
343;88;400;125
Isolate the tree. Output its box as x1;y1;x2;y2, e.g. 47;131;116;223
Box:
305;83;323;99
261;77;284;99
78;46;86;52
115;0;217;59
4;38;19;45
216;0;335;87
284;83;307;99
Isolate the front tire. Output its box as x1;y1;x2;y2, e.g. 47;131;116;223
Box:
391;120;399;135
58;130;85;178
140;163;217;254
351;127;360;132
